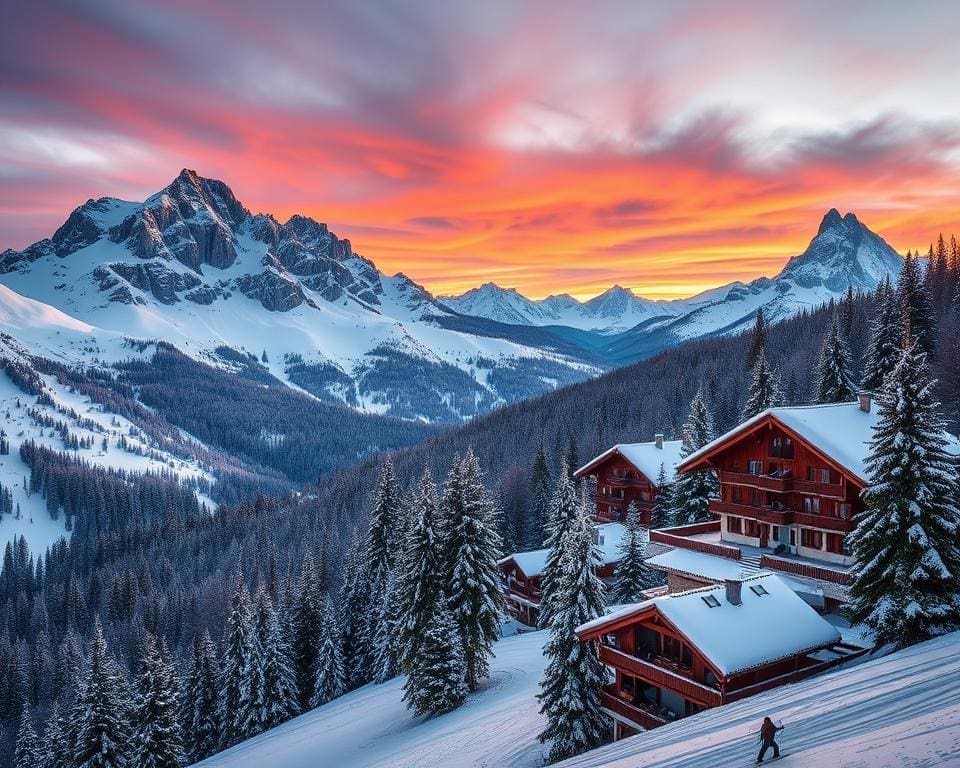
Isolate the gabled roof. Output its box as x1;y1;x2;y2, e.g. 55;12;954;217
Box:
576;573;841;676
575;439;685;485
498;522;629;578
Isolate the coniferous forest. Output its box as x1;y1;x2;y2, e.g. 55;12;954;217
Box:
0;236;958;765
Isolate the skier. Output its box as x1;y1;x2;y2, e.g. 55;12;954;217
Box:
756;716;783;763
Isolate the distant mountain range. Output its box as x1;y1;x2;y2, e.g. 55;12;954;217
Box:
0;170;904;426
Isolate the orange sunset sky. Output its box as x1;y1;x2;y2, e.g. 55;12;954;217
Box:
2;1;959;300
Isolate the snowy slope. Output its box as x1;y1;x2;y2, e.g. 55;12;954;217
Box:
192;628;960;768
445;209;903;348
0;170;600;423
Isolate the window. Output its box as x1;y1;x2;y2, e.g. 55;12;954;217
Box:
821;468;831;483
770;436;794;459
681;645;693;670
826;533;844;554
801;528;824;550
745;519;759;538
804;497;821;514
839;503;852;520
727;516;743;535
751;490;761;507
748;460;763;475
749;584;769;596
663;635;681;661
701;594;721;608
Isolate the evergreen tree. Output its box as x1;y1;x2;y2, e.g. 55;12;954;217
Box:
41;700;72;768
339;530;373;690
310;593;346;707
537;461;582;628
290;551;323;710
371;568;401;684
219;570;253;748
14;704;40;768
185;631;220;764
649;464;672;530
258;595;299;729
401;600;467;718
367;456;402;575
73;620;131;768
537;496;607;763
898;251;937;356
445;449;505;691
396;469;446;669
668;390;719;525
130;634;185;768
815;313;856;403
526;444;552;549
746;308;768;372
565;437;579;482
612;502;654;603
742;349;782;418
862;277;902;391
848;341;960;648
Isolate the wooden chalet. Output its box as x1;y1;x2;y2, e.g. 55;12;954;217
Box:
499;522;627;626
576;573;865;740
575;435;684;525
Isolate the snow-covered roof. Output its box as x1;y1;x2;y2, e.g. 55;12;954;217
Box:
576;573;841;676
679;400;960;485
499;523;629;578
646;548;745;582
575;439;685;484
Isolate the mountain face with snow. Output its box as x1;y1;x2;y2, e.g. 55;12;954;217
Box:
0;170;599;424
443;209;903;356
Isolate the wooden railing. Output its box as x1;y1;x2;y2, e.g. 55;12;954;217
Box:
598;645;722;707
650;528;741;561
724;645;869;703
600;689;669;730
792;510;855;533
790;478;845;498
722;471;791;492
709;500;794;525
759;555;853;585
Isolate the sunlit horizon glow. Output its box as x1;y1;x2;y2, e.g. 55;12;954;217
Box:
2;1;959;300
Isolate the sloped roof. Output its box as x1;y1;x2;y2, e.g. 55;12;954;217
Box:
575;440;685;484
498;522;630;578
576;573;841;676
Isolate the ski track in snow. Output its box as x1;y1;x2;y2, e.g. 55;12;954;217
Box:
193;630;960;768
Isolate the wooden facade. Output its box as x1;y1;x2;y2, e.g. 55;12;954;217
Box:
499;556;618;627
576;448;665;526
679;413;865;567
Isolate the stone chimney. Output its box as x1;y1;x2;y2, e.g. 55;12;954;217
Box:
724;579;742;606
857;391;872;413
654;433;664;449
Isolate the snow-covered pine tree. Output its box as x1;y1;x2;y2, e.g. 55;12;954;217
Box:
848;341;960;648
861;276;903;392
130;633;185;768
339;530;373;689
310;593;346;707
537;494;608;763
537;460;582;628
395;468;446;670
898;250;937;356
14;704;40;768
649;463;672;530
445;449;505;691
371;568;400;684
401;599;467;718
291;551;323;710
260;595;300;729
612;501;653;603
73;620;131;768
185;630;220;764
742;349;782;419
526;443;552;549
41;700;72;768
815;313;856;404
668;390;720;525
746;307;768;373
219;569;254;748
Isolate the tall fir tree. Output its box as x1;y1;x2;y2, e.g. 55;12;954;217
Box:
527;444;552;549
898;250;937;356
612;501;654;603
184;631;220;764
668;390;719;525
742;349;782;419
219;569;254;748
815;313;856;403
339;530;373;689
746;308;768;373
72;620;131;768
14;704;40;768
537;495;607;763
537;460;582;628
310;593;346;708
565;437;580;483
861;277;902;392
649;464;672;530
41;700;72;768
371;568;401;684
290;551;323;710
401;599;467;718
445;449;505;691
130;634;185;768
848;341;960;648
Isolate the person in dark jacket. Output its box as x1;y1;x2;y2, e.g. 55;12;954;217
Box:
757;717;783;763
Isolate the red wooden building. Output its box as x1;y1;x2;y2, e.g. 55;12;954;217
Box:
575;435;684;525
576;574;864;740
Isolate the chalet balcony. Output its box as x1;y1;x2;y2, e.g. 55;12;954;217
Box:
600;689;670;731
604;475;648;488
722;471;792;493
792;510;855;533
790;478;845;499
709;499;794;525
598;645;722;708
